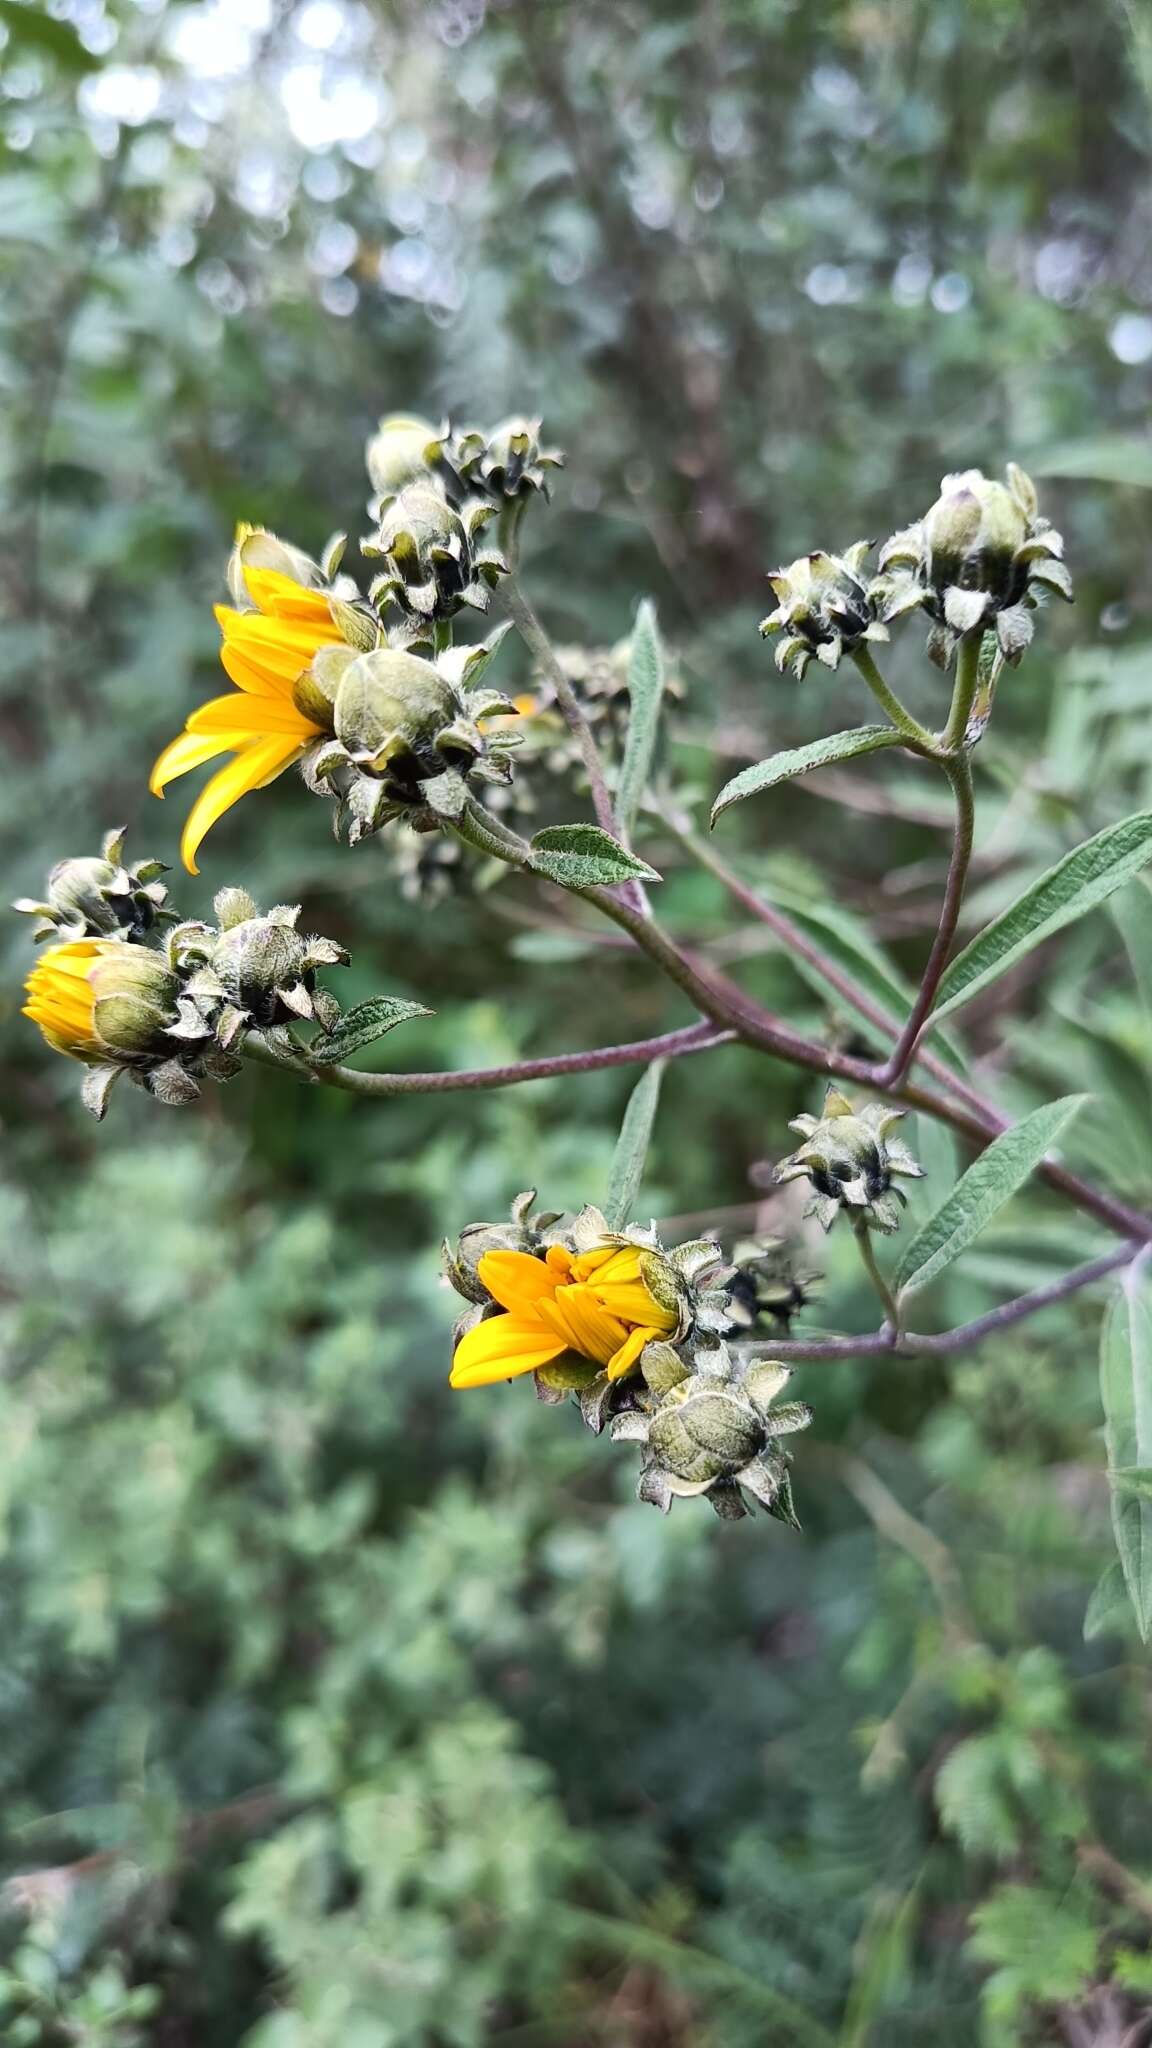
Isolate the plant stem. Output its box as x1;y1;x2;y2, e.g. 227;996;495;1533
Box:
876;752;974;1087
244;1020;733;1096
744;1242;1139;1361
852;1217;901;1330
942;627;983;752
502;575;618;838
851;646;936;752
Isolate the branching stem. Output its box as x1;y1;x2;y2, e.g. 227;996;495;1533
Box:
852;1217;901;1332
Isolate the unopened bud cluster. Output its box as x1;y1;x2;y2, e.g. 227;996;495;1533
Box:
775;1086;924;1234
445;1194;812;1522
761;464;1072;689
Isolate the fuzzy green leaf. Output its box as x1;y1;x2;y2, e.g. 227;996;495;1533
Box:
529;824;660;889
711;727;901;826
1083;1559;1132;1641
617;600;665;843
932;812;1152;1023
604;1060;665;1229
1100;1252;1152;1642
307;997;433;1065
895;1095;1089;1298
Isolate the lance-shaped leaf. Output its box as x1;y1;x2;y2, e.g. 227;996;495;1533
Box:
895;1094;1089;1299
307;996;433;1065
617;600;665;843
529;824;660;890
767;889;966;1074
604;1059;665;1229
1100;1252;1152;1642
711;726;902;826
932;812;1152;1023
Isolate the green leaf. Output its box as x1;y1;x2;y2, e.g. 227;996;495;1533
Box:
1111;1466;1152;1501
1083;1558;1132;1641
616;600;665;842
1111;877;1152;1023
529;824;660;889
0;0;98;72
604;1060;665;1228
895;1095;1089;1298
1101;1252;1152;1641
711;727;902;826
1028;435;1152;489
932;812;1152;1022
307;997;433;1065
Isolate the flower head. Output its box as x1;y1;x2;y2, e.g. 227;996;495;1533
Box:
775;1086;924;1234
760;543;890;679
613;1357;811;1521
151;526;367;874
20;937;214;1116
363;483;507;645
449;416;564;501
14;828;172;945
876;465;1072;670
446;1201;736;1399
300;627;522;843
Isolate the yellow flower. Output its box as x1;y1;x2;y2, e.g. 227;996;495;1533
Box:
450;1241;678;1390
150;533;346;875
23;939;121;1060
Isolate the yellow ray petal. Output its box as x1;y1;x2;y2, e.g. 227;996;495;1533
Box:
179;735;306;875
449;1313;567;1388
243;566;338;624
186;692;321;738
606;1325;655;1380
540;1284;629;1368
215;607;342;683
151;729;247;795
590;1278;676;1329
476;1250;560;1317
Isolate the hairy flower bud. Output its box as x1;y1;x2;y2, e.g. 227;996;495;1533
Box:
21;938;209;1118
363;483;507;642
774;1087;924;1234
14;829;171;945
613;1355;811;1521
450;416;564;501
365;413;446;500
300;628;522;844
760;543;889;678
877;464;1072;670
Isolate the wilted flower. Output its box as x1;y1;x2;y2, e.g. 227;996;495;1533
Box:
775;1085;924;1233
363;483;507;643
299;626;523;843
760;543;891;679
151;525;374;873
14;829;172;944
612;1356;811;1521
876;465;1072;670
725;1236;818;1335
449;416;564;501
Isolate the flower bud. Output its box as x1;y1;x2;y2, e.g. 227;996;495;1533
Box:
774;1086;923;1234
14;830;171;945
333;649;460;767
207;902;347;1032
364;484;507;639
450;416;564;500
760;544;888;679
877;465;1072;671
647;1378;765;1485
365;414;443;499
88;947;180;1057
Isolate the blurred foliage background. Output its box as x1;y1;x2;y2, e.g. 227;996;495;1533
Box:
4;0;1152;2041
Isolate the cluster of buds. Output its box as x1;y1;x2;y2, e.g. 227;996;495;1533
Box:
16;837;356;1117
362;412;562;647
761;465;1072;686
444;1195;811;1520
774;1087;924;1235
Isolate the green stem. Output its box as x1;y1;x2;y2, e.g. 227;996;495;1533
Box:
851;646;936;752
942;628;983;753
877;752;974;1087
852;1216;901;1331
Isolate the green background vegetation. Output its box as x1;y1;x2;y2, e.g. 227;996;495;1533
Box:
3;0;1152;2040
